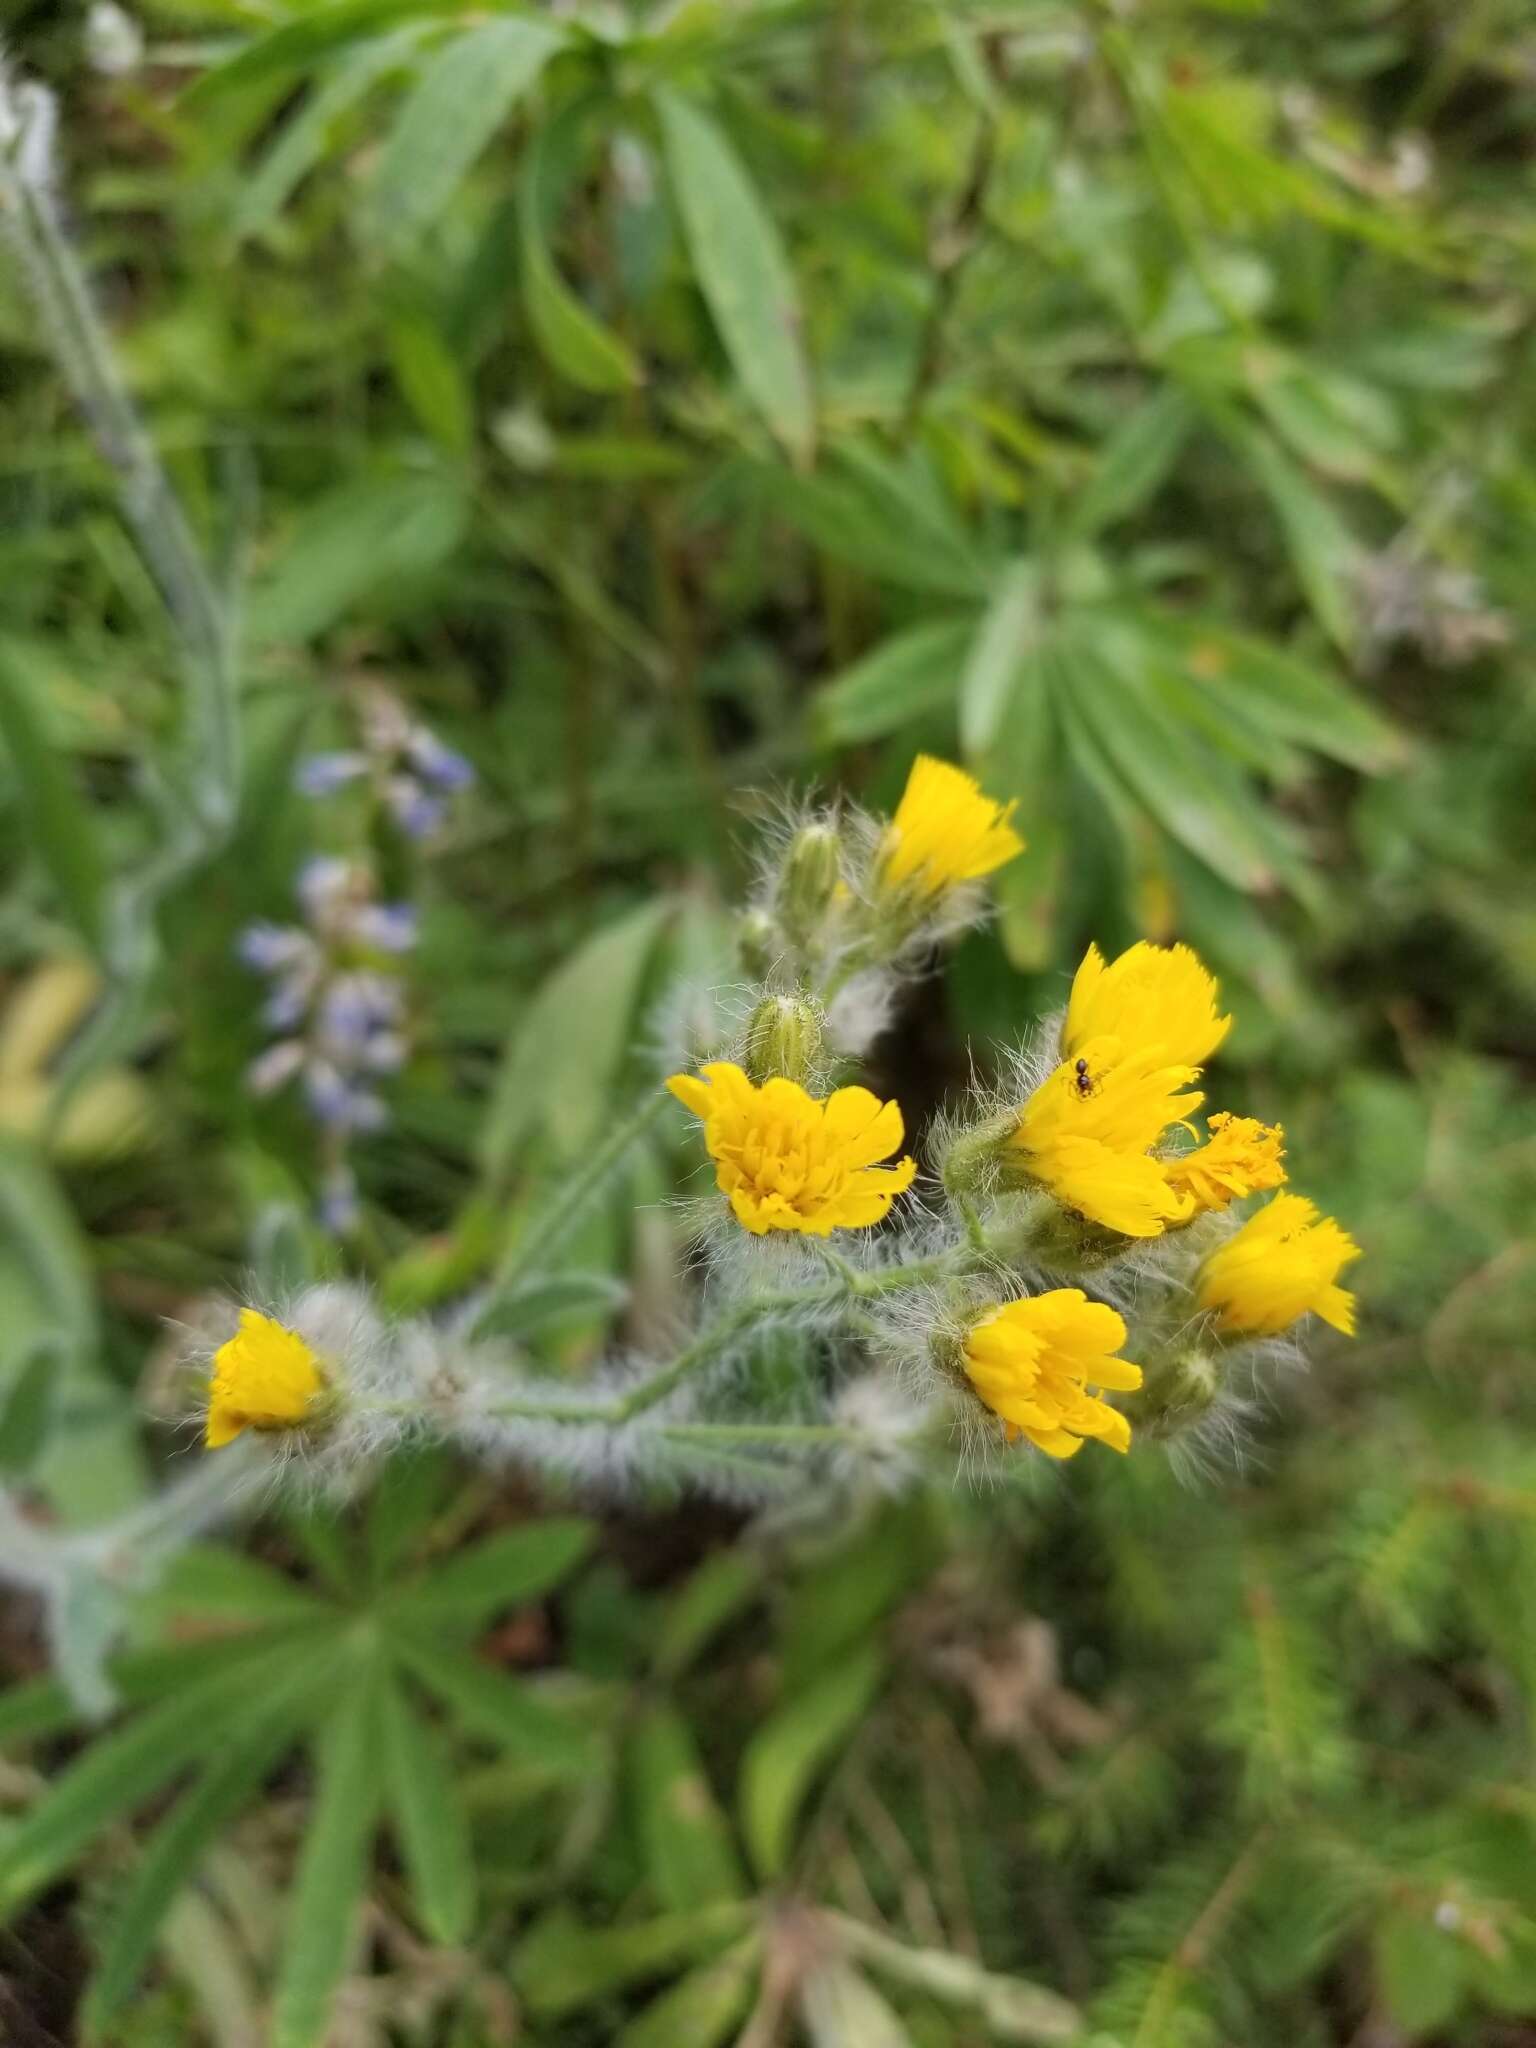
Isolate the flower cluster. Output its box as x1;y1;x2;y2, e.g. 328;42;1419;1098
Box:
239;858;416;1228
201;754;1358;1505
296;684;473;841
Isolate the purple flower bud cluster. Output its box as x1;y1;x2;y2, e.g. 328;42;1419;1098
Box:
239;860;418;1229
294;686;474;841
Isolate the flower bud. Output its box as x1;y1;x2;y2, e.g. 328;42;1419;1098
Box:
938;1112;1018;1200
775;821;844;948
741;993;825;1087
738;907;781;978
1131;1345;1224;1441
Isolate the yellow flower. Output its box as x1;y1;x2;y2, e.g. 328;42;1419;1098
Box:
961;1291;1144;1458
666;1061;916;1235
1165;1112;1286;1216
1197;1193;1361;1337
1010;1034;1202;1237
206;1308;324;1449
1064;941;1232;1069
878;755;1024;897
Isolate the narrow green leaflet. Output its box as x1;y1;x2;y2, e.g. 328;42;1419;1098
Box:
82;1679;313;2033
629;1704;745;1911
0;1647;314;1921
802;1963;916;2048
0;1342;61;1475
235;31;425;239
651;1550;763;1682
246;474;469;646
515;1902;754;2019
814;618;977;745
394;1640;598;1776
1206;405;1357;652
0;639;106;949
959;560;1039;756
482;898;674;1173
185;0;485;100
656;90;814;465
380;1677;476;1944
272;1671;383;2048
389;1517;595;1630
619;1935;761;2048
739;1644;885;1880
1066;386;1196;540
360;18;564;259
519;108;644;394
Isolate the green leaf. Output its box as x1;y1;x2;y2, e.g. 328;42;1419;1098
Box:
391;1517;595;1630
386;317;474;452
656;90;814;464
520;106;644;394
814;618;976;745
1067;386;1195;540
364;1446;457;1585
958;560;1039;756
82;1679;312;2035
759;448;990;599
1146;613;1401;773
0;1645;316;1922
1058;634;1278;892
482;898;674;1173
380;1677;476;1944
1205;406;1357;651
739;1643;884;1880
1376;1908;1464;2033
394;1641;598;1775
246;474;468;645
234;31;424;239
515;1902;753;2018
471;1269;630;1340
0;1341;61;1475
0;641;107;949
652;1550;763;1681
629;1704;744;1911
619;1936;761;2048
271;1672;383;2048
185;0;481;100
146;1546;331;1628
361;18;564;259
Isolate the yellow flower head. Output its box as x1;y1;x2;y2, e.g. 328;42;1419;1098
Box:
1064;941;1232;1070
206;1308;324;1449
1165;1112;1286;1216
962;1290;1143;1459
1197;1193;1361;1337
666;1061;916;1236
878;755;1024;898
1010;1035;1202;1237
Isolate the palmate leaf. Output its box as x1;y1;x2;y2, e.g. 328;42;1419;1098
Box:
814;617;978;745
515;1900;755;2020
959;559;1040;756
272;1664;385;2048
619;1934;761;2048
391;1637;600;1777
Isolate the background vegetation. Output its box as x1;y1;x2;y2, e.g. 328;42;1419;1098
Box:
2;1;1535;2042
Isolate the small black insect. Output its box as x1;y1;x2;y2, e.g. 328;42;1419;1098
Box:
1073;1057;1094;1097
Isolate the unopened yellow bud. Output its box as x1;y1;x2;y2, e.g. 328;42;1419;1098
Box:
741;994;824;1087
776;821;844;946
1132;1345;1224;1441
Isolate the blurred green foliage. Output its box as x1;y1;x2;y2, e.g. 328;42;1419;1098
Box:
2;0;1536;2042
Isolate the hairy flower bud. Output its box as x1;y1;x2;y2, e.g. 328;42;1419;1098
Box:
738;906;781;978
1131;1344;1225;1441
741;993;826;1087
775;821;844;948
